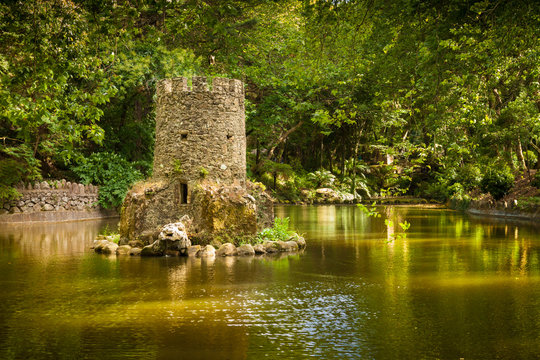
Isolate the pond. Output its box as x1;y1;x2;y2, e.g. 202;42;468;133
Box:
1;205;540;359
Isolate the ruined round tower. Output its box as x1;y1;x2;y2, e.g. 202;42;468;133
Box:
119;76;273;245
153;76;246;188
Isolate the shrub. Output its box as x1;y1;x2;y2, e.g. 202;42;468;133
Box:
456;163;482;190
447;182;466;197
306;169;336;188
0;159;25;205
421;178;450;202
256;217;295;243
73;152;143;209
448;185;471;210
480;167;514;200
0;150;42;206
516;196;540;211
339;175;371;198
260;160;294;190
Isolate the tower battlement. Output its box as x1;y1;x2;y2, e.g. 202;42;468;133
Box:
156;77;244;97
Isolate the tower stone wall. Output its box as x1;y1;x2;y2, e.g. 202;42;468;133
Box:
153;76;246;186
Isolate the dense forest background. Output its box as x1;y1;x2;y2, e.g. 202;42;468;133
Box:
1;0;539;208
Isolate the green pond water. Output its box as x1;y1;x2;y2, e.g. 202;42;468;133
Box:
1;205;540;359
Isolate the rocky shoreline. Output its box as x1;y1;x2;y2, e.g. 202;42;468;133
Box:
92;237;306;258
92;218;306;258
277;194;439;206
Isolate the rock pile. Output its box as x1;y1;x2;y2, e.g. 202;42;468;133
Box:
140;219;192;256
93;218;306;258
313;188;355;204
296;188;356;205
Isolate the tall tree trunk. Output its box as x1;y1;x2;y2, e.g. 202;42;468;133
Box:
516;137;527;170
255;138;260;164
505;144;515;170
529;141;540;169
329;148;336;173
320;135;324;169
352;141;359;200
341;147;346;177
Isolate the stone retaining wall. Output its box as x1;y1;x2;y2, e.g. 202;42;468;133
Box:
0;180;117;223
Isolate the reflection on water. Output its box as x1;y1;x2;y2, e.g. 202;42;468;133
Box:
1;206;540;359
0;219;121;260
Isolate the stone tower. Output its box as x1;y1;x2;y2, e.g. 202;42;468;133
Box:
153;76;246;188
119;77;273;245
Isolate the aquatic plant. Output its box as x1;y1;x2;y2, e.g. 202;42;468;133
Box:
357;202;381;218
385;219;411;242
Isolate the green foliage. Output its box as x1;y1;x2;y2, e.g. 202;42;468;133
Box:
399;221;411;232
261;161;294;178
0;159;24;205
385;219;411;242
256;217;295;243
0;0;199;185
456;164;482;191
448;184;472;210
199;167;209;179
420;162;483;202
99;224;120;243
516;196;540;211
357;202;381;218
340;175;371;199
73;152;142;209
259;160;297;197
0;1;118;178
307;170;336;188
109;234;120;244
172;160;183;176
421;179;450;202
480;167;514;200
99;224;117;236
1;0;539;203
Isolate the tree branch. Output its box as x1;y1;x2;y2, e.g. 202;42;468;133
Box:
267;121;304;160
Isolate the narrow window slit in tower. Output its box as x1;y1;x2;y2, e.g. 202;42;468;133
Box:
180;183;188;204
181;132;188;140
227;134;233;140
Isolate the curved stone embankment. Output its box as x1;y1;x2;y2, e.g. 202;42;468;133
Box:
466;207;540;224
464;197;540;224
